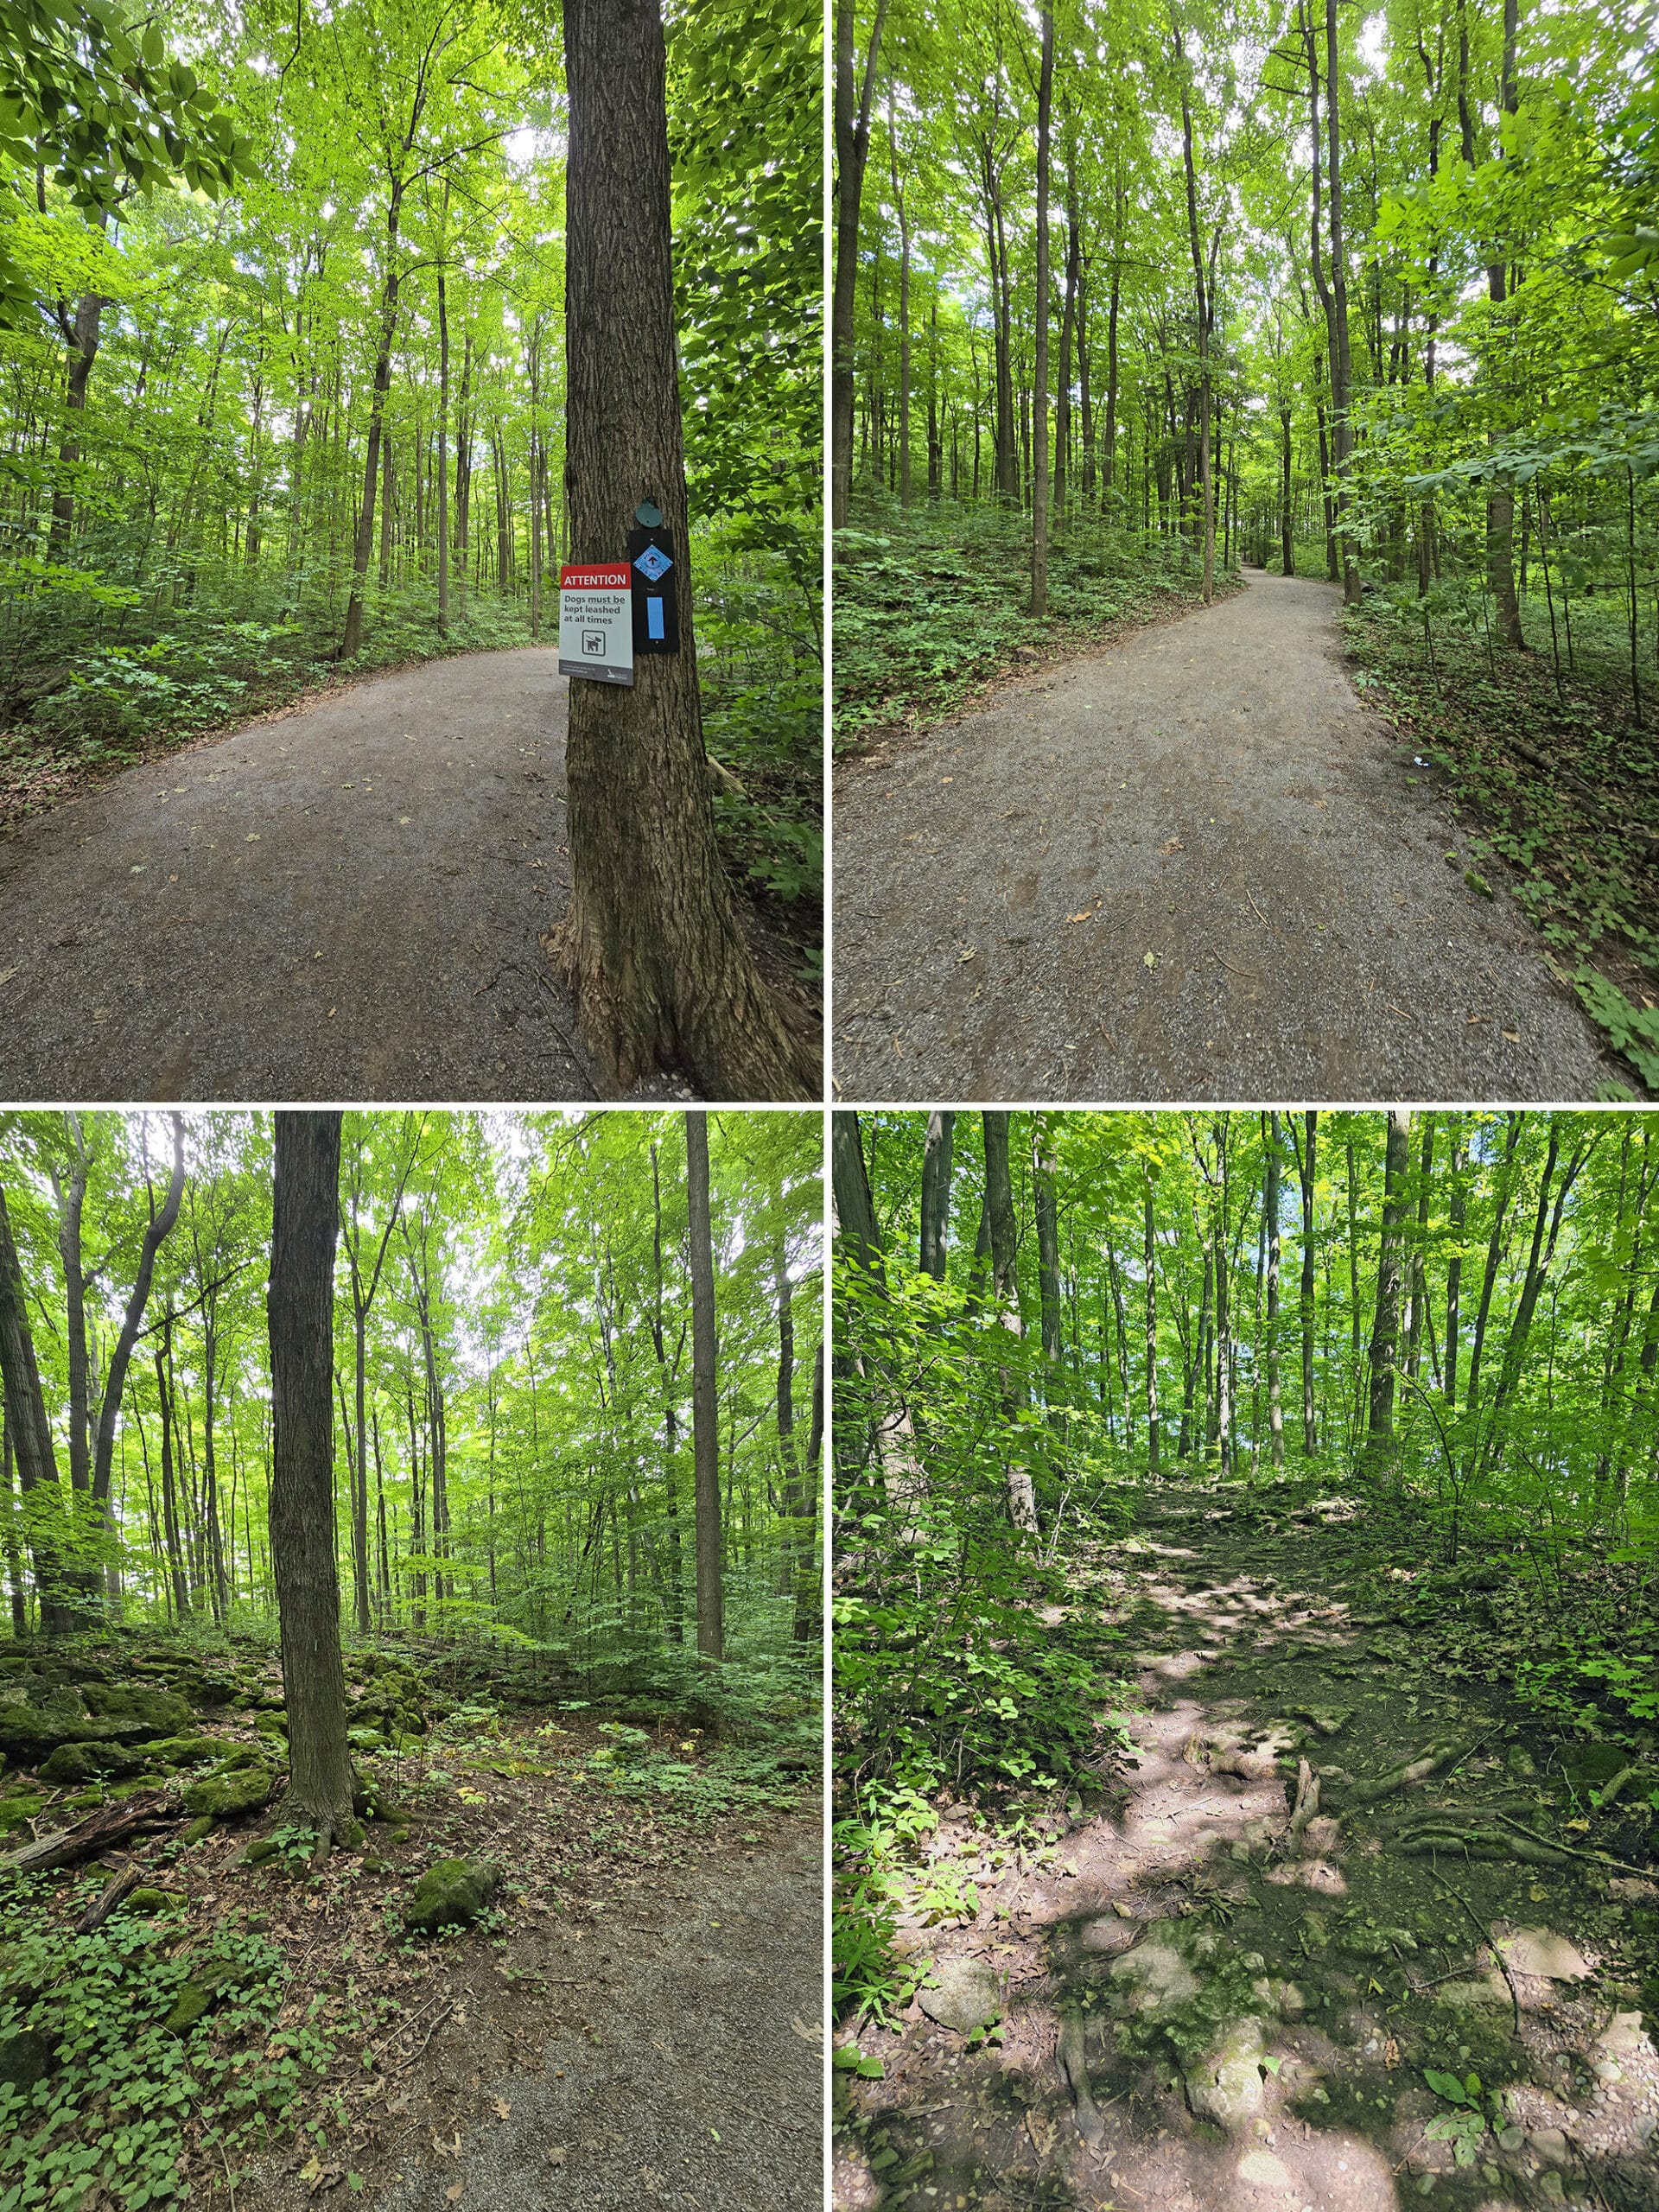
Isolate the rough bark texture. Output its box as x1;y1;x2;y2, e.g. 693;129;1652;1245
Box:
918;1110;954;1281
92;1114;185;1509
1366;1109;1413;1468
0;1184;75;1633
1030;7;1053;615
983;1112;1038;1534
268;1112;356;1847
832;0;888;525
555;0;816;1099
685;1111;723;1673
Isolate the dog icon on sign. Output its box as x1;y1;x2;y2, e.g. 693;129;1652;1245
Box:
582;631;605;656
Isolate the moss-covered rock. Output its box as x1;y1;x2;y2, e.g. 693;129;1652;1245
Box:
181;1764;274;1821
144;1734;228;1768
0;1790;44;1835
80;1685;194;1737
125;1886;188;1915
39;1738;149;1784
404;1857;498;1935
239;1836;283;1866
0;1708;118;1762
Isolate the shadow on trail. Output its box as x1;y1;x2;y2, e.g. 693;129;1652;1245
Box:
835;1491;1659;2212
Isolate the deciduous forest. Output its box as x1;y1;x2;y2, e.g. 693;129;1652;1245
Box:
832;1106;1659;2210
832;0;1659;1082
0;1105;823;2211
0;0;822;959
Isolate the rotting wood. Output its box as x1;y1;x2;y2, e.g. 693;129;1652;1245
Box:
2;1789;181;1874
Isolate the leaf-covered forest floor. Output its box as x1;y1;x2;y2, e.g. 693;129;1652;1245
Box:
834;1486;1659;2212
0;647;817;1102
1343;592;1659;1093
1;1629;823;2212
832;569;1623;1101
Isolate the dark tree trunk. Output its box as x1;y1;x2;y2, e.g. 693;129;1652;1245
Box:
268;1113;356;1853
1365;1109;1412;1472
0;1186;76;1634
918;1110;955;1281
1299;1110;1318;1453
555;0;815;1098
983;1112;1038;1532
685;1112;723;1675
832;0;889;525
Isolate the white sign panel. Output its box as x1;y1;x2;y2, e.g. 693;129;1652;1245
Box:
558;563;634;687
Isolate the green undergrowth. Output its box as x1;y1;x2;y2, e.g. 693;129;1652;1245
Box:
1343;589;1659;1090
833;499;1241;747
0;1875;372;2211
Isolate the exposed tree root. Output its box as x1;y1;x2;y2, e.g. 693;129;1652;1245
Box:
1336;1738;1471;1810
1057;2011;1103;2146
73;1859;143;1933
1287;1756;1321;1843
1398;1825;1575;1867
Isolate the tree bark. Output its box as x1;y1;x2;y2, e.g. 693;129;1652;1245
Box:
1031;6;1054;614
685;1111;723;1678
1144;1185;1160;1474
983;1112;1038;1532
1265;1113;1285;1469
918;1110;954;1281
0;1185;76;1634
268;1113;355;1853
92;1115;186;1510
1298;1110;1318;1454
1364;1109;1412;1472
832;0;890;524
555;0;815;1098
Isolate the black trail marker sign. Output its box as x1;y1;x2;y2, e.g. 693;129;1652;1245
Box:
559;563;634;685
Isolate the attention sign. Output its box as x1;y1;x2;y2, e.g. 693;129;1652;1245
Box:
558;564;634;686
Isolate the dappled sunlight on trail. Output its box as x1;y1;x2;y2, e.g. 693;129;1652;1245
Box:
835;1489;1659;2212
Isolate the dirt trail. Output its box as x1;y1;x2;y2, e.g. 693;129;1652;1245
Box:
832;571;1616;1101
250;1822;823;2212
835;1492;1659;2212
0;649;661;1101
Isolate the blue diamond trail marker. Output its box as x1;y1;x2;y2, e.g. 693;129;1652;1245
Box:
633;543;672;583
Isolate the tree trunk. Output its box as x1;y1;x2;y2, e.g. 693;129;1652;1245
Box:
92;1116;186;1512
1364;1109;1412;1474
554;0;815;1099
1298;1110;1318;1454
1031;6;1054;615
48;273;105;556
1144;1186;1160;1474
685;1111;723;1680
437;255;450;634
1176;29;1215;601
831;0;890;525
983;1112;1038;1532
918;1110;954;1281
339;192;404;660
1265;1113;1284;1469
0;1185;76;1633
268;1113;355;1853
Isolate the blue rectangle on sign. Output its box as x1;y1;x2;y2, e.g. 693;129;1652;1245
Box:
646;597;664;641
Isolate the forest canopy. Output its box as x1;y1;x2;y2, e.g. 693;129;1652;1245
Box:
0;1106;823;1709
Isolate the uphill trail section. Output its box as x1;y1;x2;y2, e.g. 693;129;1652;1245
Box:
0;648;658;1102
834;1490;1659;2212
832;571;1618;1102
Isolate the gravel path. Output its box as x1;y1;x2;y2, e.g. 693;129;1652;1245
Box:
375;1824;823;2212
832;570;1618;1101
0;649;632;1101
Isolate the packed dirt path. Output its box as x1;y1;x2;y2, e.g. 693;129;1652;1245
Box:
835;1490;1659;2212
832;571;1616;1101
0;649;652;1101
250;1821;823;2212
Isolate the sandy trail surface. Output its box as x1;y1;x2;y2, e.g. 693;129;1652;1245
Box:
835;1491;1659;2212
0;648;634;1101
832;571;1616;1100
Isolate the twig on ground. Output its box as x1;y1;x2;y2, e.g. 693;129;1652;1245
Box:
1427;1866;1521;2033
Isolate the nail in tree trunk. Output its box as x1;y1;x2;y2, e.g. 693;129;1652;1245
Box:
268;1112;356;1856
555;0;815;1098
983;1111;1038;1532
684;1111;723;1678
1031;6;1054;615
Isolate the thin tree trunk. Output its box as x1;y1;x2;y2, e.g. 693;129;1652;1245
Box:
685;1112;724;1681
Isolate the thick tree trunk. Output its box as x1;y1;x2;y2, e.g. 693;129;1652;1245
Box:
1144;1187;1160;1474
1031;7;1054;615
983;1112;1038;1533
1365;1109;1412;1473
831;0;889;525
340;201;403;661
48;277;105;556
554;0;815;1099
1299;1110;1318;1453
1265;1113;1285;1468
918;1110;954;1281
685;1111;723;1676
0;1185;77;1633
268;1113;355;1853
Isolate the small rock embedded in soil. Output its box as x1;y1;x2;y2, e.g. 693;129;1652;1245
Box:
918;1952;1001;2034
405;1856;499;1934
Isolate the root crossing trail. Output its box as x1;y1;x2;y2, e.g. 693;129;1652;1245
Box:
835;1491;1659;2212
833;572;1613;1101
0;649;627;1101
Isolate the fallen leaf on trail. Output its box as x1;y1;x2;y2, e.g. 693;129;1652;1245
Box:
399;814;412;824
446;2186;464;2203
790;2015;823;2044
1143;951;1159;969
1065;906;1098;924
493;2097;512;2119
0;968;16;986
1026;2109;1058;2159
942;775;954;783
1503;1028;1520;1042
1466;1014;1486;1025
957;947;976;962
130;864;146;874
245;833;259;842
1162;838;1183;854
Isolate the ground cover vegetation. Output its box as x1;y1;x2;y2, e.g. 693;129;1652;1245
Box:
0;0;822;957
832;1107;1659;2208
832;0;1658;1066
0;1104;822;2209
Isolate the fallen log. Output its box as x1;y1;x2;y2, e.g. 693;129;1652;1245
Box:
1;1789;181;1876
73;1859;143;1933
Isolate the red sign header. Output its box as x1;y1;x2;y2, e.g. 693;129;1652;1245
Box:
561;564;630;590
